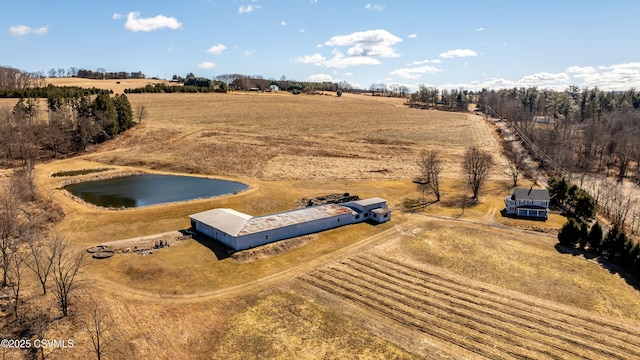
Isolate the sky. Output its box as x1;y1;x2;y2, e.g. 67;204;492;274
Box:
2;0;640;92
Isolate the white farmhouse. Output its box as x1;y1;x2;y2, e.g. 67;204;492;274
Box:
504;188;550;219
189;198;390;251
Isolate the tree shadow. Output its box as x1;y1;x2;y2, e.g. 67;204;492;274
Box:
554;244;640;292
499;209;548;222
402;198;438;212
184;230;232;260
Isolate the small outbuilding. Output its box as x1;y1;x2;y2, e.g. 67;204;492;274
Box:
504;187;550;219
189;198;390;251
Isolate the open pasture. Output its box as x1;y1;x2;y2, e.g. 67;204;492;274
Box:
23;85;640;359
84;92;501;180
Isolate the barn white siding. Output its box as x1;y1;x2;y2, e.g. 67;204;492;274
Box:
189;198;390;251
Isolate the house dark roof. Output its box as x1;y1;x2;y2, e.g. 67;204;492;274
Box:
511;188;550;201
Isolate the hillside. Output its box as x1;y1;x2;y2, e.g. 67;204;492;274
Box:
2;80;638;359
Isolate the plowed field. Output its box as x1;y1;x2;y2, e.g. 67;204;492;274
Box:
300;254;640;359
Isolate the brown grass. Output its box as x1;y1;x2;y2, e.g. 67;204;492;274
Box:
83;92;500;180
21;83;640;359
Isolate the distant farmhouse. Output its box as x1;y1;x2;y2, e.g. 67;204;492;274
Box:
189;198;390;251
504;188;550;219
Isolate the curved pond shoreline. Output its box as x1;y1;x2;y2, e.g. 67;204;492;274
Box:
64;174;249;209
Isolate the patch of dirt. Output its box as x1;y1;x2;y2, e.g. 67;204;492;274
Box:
231;234;317;263
96;230;192;256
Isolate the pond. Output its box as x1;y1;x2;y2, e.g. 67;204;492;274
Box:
64;174;248;208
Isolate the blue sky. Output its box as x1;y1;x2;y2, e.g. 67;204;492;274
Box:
2;0;640;91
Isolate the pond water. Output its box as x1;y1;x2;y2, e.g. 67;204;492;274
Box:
64;174;248;208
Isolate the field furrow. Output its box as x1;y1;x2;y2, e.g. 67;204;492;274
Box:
298;274;507;360
300;254;640;359
347;257;638;359
317;266;567;359
372;255;640;346
338;259;588;359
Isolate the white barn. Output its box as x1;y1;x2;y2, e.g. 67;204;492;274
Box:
189;198;390;251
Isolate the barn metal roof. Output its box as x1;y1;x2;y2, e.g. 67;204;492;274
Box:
189;208;252;236
190;203;356;237
348;197;387;207
238;203;355;235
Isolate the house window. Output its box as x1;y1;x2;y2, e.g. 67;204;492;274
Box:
265;235;269;241
355;214;360;220
384;213;388;218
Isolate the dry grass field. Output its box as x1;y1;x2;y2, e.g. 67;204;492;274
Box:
5;79;637;359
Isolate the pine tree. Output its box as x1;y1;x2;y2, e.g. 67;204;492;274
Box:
587;222;604;253
558;218;581;248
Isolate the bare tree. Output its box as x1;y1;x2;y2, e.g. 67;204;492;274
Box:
608;185;634;227
26;238;55;295
135;104;147;123
82;301;118;360
50;236;84;317
7;252;25;319
463;147;494;200
417;150;442;201
26;309;53;360
0;181;20;287
505;147;526;188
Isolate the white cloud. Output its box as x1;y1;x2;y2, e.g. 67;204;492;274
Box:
239;5;261;14
324;53;380;68
198;62;216;69
389;65;442;79
407;33;417;38
438;49;477;58
574;62;640;90
437;62;640;91
112;13;122;20
325;29;402;58
412;59;441;65
244;50;255;56
295;51;380;69
206;44;227;54
475;27;484;32
518;72;571;86
281;20;286;26
566;66;596;74
124;12;182;32
365;4;384;11
344;72;354;76
294;53;326;65
8;24;48;37
316;43;323;48
307;74;338;82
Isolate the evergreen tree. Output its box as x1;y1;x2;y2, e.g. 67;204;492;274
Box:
113;94;134;133
601;226;627;262
578;222;589;249
548;177;569;205
558;218;581;248
587;222;604;253
622;240;639;270
92;93;117;137
573;189;597;220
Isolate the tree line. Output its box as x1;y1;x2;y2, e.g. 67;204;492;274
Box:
559;214;640;281
76;69;145;80
478;87;640;184
0;66;45;90
0;167;117;359
408;86;472;112
1;90;135;167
